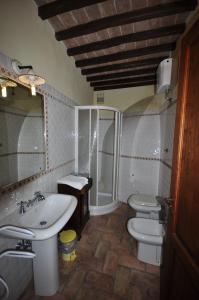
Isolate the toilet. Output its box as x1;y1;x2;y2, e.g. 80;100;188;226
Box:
127;218;164;266
127;194;164;266
128;194;161;219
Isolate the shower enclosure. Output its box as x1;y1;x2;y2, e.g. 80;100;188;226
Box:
75;106;122;215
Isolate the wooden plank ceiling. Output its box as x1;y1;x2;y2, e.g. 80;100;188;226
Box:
35;0;197;91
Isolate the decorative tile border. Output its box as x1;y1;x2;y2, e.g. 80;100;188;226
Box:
121;154;160;161
100;150;160;161
123;112;160;118
0;152;45;157
99;150;114;156
160;159;172;169
99;118;115;121
100;150;172;170
159;98;177;114
123;98;177;118
44;95;49;170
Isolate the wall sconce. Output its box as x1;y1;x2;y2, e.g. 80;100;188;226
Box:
0;77;17;98
12;59;45;96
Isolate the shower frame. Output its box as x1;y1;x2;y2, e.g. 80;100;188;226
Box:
75;106;122;215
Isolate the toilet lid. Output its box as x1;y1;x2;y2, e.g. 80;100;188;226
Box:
129;194;159;207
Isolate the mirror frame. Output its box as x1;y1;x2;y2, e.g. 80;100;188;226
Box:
0;64;48;195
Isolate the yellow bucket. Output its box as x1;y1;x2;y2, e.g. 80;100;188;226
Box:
59;230;77;262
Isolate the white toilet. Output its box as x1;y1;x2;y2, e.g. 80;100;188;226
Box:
128;194;161;219
127;194;164;266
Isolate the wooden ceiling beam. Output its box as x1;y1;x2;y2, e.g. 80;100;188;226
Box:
87;67;156;82
94;80;156;91
81;56;166;75
55;0;196;40
68;24;185;56
90;75;156;87
76;42;175;67
38;0;108;20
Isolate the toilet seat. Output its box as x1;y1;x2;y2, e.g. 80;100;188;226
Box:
128;194;161;212
127;218;164;245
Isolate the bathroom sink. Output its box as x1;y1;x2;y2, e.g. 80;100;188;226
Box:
0;194;77;240
0;193;77;296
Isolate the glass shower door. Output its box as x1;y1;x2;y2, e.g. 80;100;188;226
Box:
77;109;90;174
90;110;98;206
98;110;115;206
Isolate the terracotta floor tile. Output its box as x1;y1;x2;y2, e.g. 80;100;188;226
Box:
127;286;143;300
114;266;131;297
94;240;110;259
119;251;145;271
107;214;125;232
76;248;103;273
41;294;66;300
103;250;119;276
130;269;160;300
75;286;96;300
145;263;160;276
61;267;86;298
85;270;114;293
76;286;122;300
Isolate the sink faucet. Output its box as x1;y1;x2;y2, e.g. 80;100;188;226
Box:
26;192;45;208
34;191;45;202
18;192;45;212
17;201;27;215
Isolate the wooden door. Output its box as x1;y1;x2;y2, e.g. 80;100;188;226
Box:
160;18;199;299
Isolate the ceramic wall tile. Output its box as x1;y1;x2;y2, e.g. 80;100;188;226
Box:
119;113;160;202
158;102;176;197
119;157;160;202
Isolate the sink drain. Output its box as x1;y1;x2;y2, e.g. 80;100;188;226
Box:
40;221;47;226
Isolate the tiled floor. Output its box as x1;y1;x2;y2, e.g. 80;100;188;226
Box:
21;203;160;300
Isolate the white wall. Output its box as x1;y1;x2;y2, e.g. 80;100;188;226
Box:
0;0;93;105
158;102;177;197
93;85;155;111
119;111;160;201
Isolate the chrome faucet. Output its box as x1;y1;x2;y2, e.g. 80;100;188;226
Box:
26;192;45;207
17;201;27;215
17;192;45;213
34;191;45;202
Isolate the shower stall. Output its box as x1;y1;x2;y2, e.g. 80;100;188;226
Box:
75;106;122;215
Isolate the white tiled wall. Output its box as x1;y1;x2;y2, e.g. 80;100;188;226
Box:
119;100;177;202
121;114;161;159
0;51;76;300
158;102;177;197
119;113;160;202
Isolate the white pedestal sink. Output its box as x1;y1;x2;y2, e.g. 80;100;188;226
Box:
32;235;59;296
0;194;77;296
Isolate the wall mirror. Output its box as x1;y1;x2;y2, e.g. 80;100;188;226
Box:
0;75;46;189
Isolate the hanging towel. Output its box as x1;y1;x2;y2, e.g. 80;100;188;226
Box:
57;175;88;190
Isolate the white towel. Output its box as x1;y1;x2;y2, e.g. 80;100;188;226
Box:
57;175;88;190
